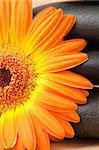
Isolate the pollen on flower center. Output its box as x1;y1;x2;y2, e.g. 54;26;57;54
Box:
0;54;35;108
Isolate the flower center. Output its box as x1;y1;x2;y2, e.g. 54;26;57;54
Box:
0;68;12;88
0;55;35;108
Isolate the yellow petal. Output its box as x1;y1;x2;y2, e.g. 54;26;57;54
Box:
15;105;36;150
1;109;17;149
0;116;4;150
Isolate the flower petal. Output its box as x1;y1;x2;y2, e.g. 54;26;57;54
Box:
37;77;87;104
24;9;63;55
49;135;61;142
14;136;24;150
33;118;50;150
9;0;32;46
24;6;56;42
35;92;78;111
34;15;76;52
57;118;75;138
15;105;36;150
0;0;10;44
16;0;32;44
35;52;88;73
40;71;93;89
26;102;65;139
0;116;4;150
81;89;89;97
1;109;17;149
51;111;80;123
39;39;87;56
9;0;18;45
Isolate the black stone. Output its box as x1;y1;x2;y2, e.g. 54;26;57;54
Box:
73;89;99;139
72;44;99;85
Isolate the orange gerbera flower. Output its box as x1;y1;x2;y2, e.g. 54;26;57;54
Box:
0;0;93;150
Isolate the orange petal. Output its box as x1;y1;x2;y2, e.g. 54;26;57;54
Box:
35;15;76;51
33;118;50;150
15;105;36;150
0;0;10;44
9;0;32;46
37;77;87;104
34;9;62;43
27;102;65;139
24;9;63;55
16;0;32;43
14;136;24;150
40;38;87;56
36;92;78;111
57;118;75;138
25;6;56;40
81;89;89;97
33;6;56;24
51;111;80;123
1;109;17;149
40;71;93;89
49;135;61;142
9;0;18;45
35;52;88;73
